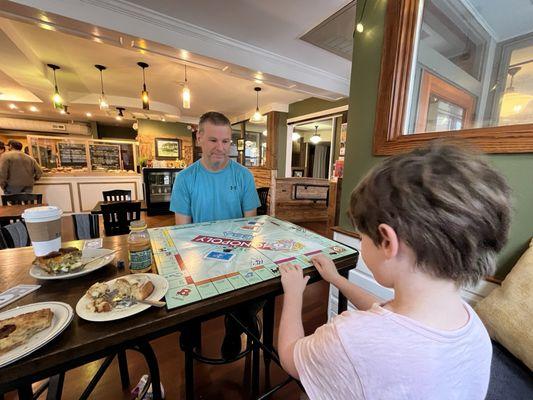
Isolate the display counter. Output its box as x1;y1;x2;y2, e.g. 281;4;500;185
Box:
32;172;144;214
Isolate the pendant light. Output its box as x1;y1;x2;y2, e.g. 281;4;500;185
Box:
355;0;367;34
249;87;265;123
182;64;191;109
292;132;301;141
47;64;63;110
95;64;109;110
137;62;150;110
500;66;533;118
310;125;321;144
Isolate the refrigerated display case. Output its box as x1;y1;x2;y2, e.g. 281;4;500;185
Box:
142;168;181;215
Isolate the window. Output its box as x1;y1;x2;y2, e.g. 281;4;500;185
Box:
374;0;533;154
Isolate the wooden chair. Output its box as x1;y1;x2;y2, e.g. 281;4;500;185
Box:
72;214;100;240
102;190;132;202
0;221;30;248
1;193;43;206
100;201;141;236
256;187;269;216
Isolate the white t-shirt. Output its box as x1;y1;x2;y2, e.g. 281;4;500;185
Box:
294;302;492;400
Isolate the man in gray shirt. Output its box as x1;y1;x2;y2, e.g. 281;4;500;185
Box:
0;140;42;194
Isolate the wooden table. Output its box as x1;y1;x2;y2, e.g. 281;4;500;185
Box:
0;203;48;221
90;200;148;214
0;233;357;398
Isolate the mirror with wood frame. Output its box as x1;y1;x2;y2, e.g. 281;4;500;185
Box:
373;0;533;154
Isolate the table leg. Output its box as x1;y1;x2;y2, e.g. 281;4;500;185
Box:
17;384;32;400
136;342;162;400
251;338;260;397
46;373;65;400
262;296;275;390
117;350;130;389
337;268;350;314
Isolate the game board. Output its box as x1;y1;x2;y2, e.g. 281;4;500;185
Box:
148;215;357;309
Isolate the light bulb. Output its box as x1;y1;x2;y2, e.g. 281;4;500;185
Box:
262;130;267;136
310;134;321;144
356;23;364;33
292;132;301;141
99;94;109;110
141;90;149;110
52;91;63;109
250;109;263;122
60;109;66;115
182;83;191;109
116;115;122;121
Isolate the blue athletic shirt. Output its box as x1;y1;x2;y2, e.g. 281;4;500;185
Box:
169;159;261;223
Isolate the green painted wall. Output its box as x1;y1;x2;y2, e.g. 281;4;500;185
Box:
137;119;191;138
275;112;288;176
288;97;349;119
339;0;533;278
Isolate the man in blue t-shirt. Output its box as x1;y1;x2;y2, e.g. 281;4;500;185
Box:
170;111;261;359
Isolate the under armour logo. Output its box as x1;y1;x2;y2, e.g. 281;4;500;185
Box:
230;185;237;190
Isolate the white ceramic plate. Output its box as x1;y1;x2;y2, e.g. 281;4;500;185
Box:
0;302;73;368
29;248;116;280
75;273;168;322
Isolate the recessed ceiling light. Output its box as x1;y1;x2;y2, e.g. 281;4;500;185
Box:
86;112;92;117
8;103;17;110
29;106;39;112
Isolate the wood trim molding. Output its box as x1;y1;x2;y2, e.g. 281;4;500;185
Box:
34;182;75;213
373;0;533;155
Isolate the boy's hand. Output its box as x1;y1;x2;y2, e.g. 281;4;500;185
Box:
311;254;341;284
280;263;310;297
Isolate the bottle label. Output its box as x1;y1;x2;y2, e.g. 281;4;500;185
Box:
129;248;152;272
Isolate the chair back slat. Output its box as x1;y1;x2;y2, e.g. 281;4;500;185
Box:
102;190;132;202
100;201;141;236
256;187;269;216
1;193;43;206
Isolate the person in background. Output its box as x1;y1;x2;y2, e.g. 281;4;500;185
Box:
0;139;42;194
170;111;261;359
278;143;511;400
0;141;5;156
23;146;30;155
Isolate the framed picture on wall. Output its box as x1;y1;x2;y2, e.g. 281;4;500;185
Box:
155;138;182;159
237;139;245;151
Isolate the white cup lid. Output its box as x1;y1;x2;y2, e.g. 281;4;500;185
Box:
22;206;63;221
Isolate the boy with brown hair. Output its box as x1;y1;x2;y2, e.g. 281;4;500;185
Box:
278;143;511;399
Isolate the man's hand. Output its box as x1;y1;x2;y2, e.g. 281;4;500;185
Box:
280;263;310;298
311;253;341;285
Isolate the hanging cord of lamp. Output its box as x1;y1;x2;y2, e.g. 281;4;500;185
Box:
355;0;368;34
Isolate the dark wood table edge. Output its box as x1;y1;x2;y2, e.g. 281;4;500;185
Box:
0;252;358;394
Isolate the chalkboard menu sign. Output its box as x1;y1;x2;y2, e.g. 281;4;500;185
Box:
57;143;87;167
89;144;121;170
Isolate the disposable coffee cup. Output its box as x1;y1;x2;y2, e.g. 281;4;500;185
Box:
22;206;63;256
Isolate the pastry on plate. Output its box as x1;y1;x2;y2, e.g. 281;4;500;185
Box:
32;247;83;274
85;276;154;313
0;308;53;354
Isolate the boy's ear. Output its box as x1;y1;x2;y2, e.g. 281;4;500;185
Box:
377;224;399;259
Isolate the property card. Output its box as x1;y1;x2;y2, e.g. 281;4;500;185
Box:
204;251;235;262
0;285;41;310
83;238;103;250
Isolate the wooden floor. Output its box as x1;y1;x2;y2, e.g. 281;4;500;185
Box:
5;216;330;400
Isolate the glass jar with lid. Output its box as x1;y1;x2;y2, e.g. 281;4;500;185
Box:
127;220;153;273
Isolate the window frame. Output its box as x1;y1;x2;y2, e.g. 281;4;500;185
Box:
373;0;533;155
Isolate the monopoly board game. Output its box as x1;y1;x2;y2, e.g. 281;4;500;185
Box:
148;216;357;309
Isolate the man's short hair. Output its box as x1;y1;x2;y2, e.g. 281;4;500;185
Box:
7;140;23;150
349;142;511;287
198;111;231;133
